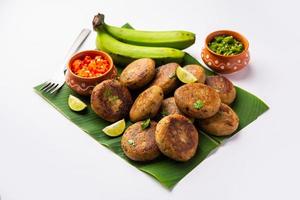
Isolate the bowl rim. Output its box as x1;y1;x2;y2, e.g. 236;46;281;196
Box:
204;30;249;58
67;50;114;80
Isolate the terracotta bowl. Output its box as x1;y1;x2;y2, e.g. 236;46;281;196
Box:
201;30;250;74
65;50;117;96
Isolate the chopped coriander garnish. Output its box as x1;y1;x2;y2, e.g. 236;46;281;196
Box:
188;118;195;123
193;100;204;110
128;139;135;146
109;95;119;102
141;118;151;130
161;109;169;117
104;89;112;98
104;89;119;102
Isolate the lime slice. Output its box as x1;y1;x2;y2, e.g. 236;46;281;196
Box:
102;119;126;137
68;95;87;111
176;66;197;83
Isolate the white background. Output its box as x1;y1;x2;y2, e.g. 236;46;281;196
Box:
1;0;300;199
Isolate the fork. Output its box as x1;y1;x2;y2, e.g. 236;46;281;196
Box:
40;28;91;94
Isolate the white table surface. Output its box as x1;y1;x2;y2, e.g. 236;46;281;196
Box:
1;0;300;199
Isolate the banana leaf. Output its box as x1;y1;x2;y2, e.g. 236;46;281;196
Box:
34;24;268;189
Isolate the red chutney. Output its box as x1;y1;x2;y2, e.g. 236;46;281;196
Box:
71;55;110;78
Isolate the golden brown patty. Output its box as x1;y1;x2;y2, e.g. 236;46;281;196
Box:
129;85;164;122
174;83;221;119
160;97;184;117
121;121;160;161
150;63;179;94
197;103;239;136
184;64;206;83
206;75;236;105
155;114;199;161
119;58;156;90
91;79;133;122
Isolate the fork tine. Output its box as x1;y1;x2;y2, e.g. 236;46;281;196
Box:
48;84;59;94
43;83;55;92
45;84;57;93
50;83;62;94
41;82;53;92
40;81;50;90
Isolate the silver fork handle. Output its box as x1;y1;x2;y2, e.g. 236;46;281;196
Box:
62;28;91;72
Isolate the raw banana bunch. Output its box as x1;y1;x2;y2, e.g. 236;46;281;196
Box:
93;13;196;65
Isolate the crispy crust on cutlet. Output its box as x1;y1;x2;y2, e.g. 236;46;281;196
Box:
129;86;163;122
120;58;156;90
91;79;132;122
161;97;184;116
174;83;221;119
197;103;239;136
206;75;236;105
121;121;160;161
150;63;179;94
155;114;199;161
184;64;206;83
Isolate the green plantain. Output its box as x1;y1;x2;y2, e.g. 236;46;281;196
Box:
93;13;195;50
96;30;185;66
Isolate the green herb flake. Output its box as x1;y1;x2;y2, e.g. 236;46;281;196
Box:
188;118;195;123
104;89;119;102
193;100;204;110
161;109;169;117
141;118;151;130
104;89;112;98
109;95;119;102
128;139;135;146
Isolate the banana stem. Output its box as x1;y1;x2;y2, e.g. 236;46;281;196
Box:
93;13;105;31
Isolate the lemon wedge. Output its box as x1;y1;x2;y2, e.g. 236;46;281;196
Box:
102;119;126;137
176;66;197;83
68;95;87;112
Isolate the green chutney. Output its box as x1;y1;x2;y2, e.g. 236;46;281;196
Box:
208;35;244;56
